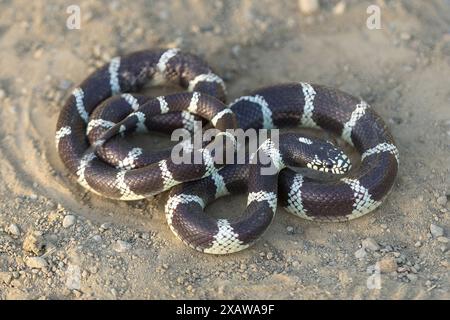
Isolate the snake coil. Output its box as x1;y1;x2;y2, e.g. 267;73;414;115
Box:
56;49;399;254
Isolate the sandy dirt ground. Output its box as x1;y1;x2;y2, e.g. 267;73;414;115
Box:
0;0;449;300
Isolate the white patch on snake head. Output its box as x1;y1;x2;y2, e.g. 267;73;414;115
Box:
306;150;351;175
318;152;351;175
298;137;313;145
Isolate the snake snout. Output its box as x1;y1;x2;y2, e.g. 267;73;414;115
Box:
329;152;351;174
307;144;351;174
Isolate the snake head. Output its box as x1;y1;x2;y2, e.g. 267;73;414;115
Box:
277;133;351;175
304;139;351;174
290;136;350;174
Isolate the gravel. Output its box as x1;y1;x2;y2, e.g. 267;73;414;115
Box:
430;224;444;238
114;240;132;253
333;1;346;15
406;273;418;282
437;237;449;243
377;255;398;273
354;247;367;259
62;215;76;228
7;223;20;236
436;196;447;206
65;264;81;290
22;232;46;255
99;223;111;232
400;32;412;41
298;0;319;15
362;238;380;251
25;256;48;269
0;272;12;285
0;0;448;300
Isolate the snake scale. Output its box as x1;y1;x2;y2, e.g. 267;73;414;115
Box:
56;48;399;254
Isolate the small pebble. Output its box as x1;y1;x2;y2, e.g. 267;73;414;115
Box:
66;264;81;290
23;232;46;255
190;25;200;33
33;48;43;59
437;236;449;243
99;223;111;232
298;0;320;15
231;45;241;57
286;226;294;233
26;256;48;269
366;265;376;274
114;240;131;253
266;252;274;260
437;196;447;206
354;247;367;259
0;272;12;285
390;117;403;125
62;215;76;228
58;80;73;90
333;1;346;15
8;223;21;236
414;241;422;248
430;224;444;238
362;238;380;251
377;255;398;273
406;273;418;282
400;32;412;41
89;266;99;274
93;45;102;58
397;266;408;273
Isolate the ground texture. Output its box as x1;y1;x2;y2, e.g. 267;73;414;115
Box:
0;0;449;299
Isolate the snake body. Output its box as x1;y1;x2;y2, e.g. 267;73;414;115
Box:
56;49;235;200
56;49;399;254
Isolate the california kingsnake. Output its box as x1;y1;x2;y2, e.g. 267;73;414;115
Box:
56;48;399;254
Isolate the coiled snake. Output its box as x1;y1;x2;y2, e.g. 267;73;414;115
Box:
56;49;399;254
